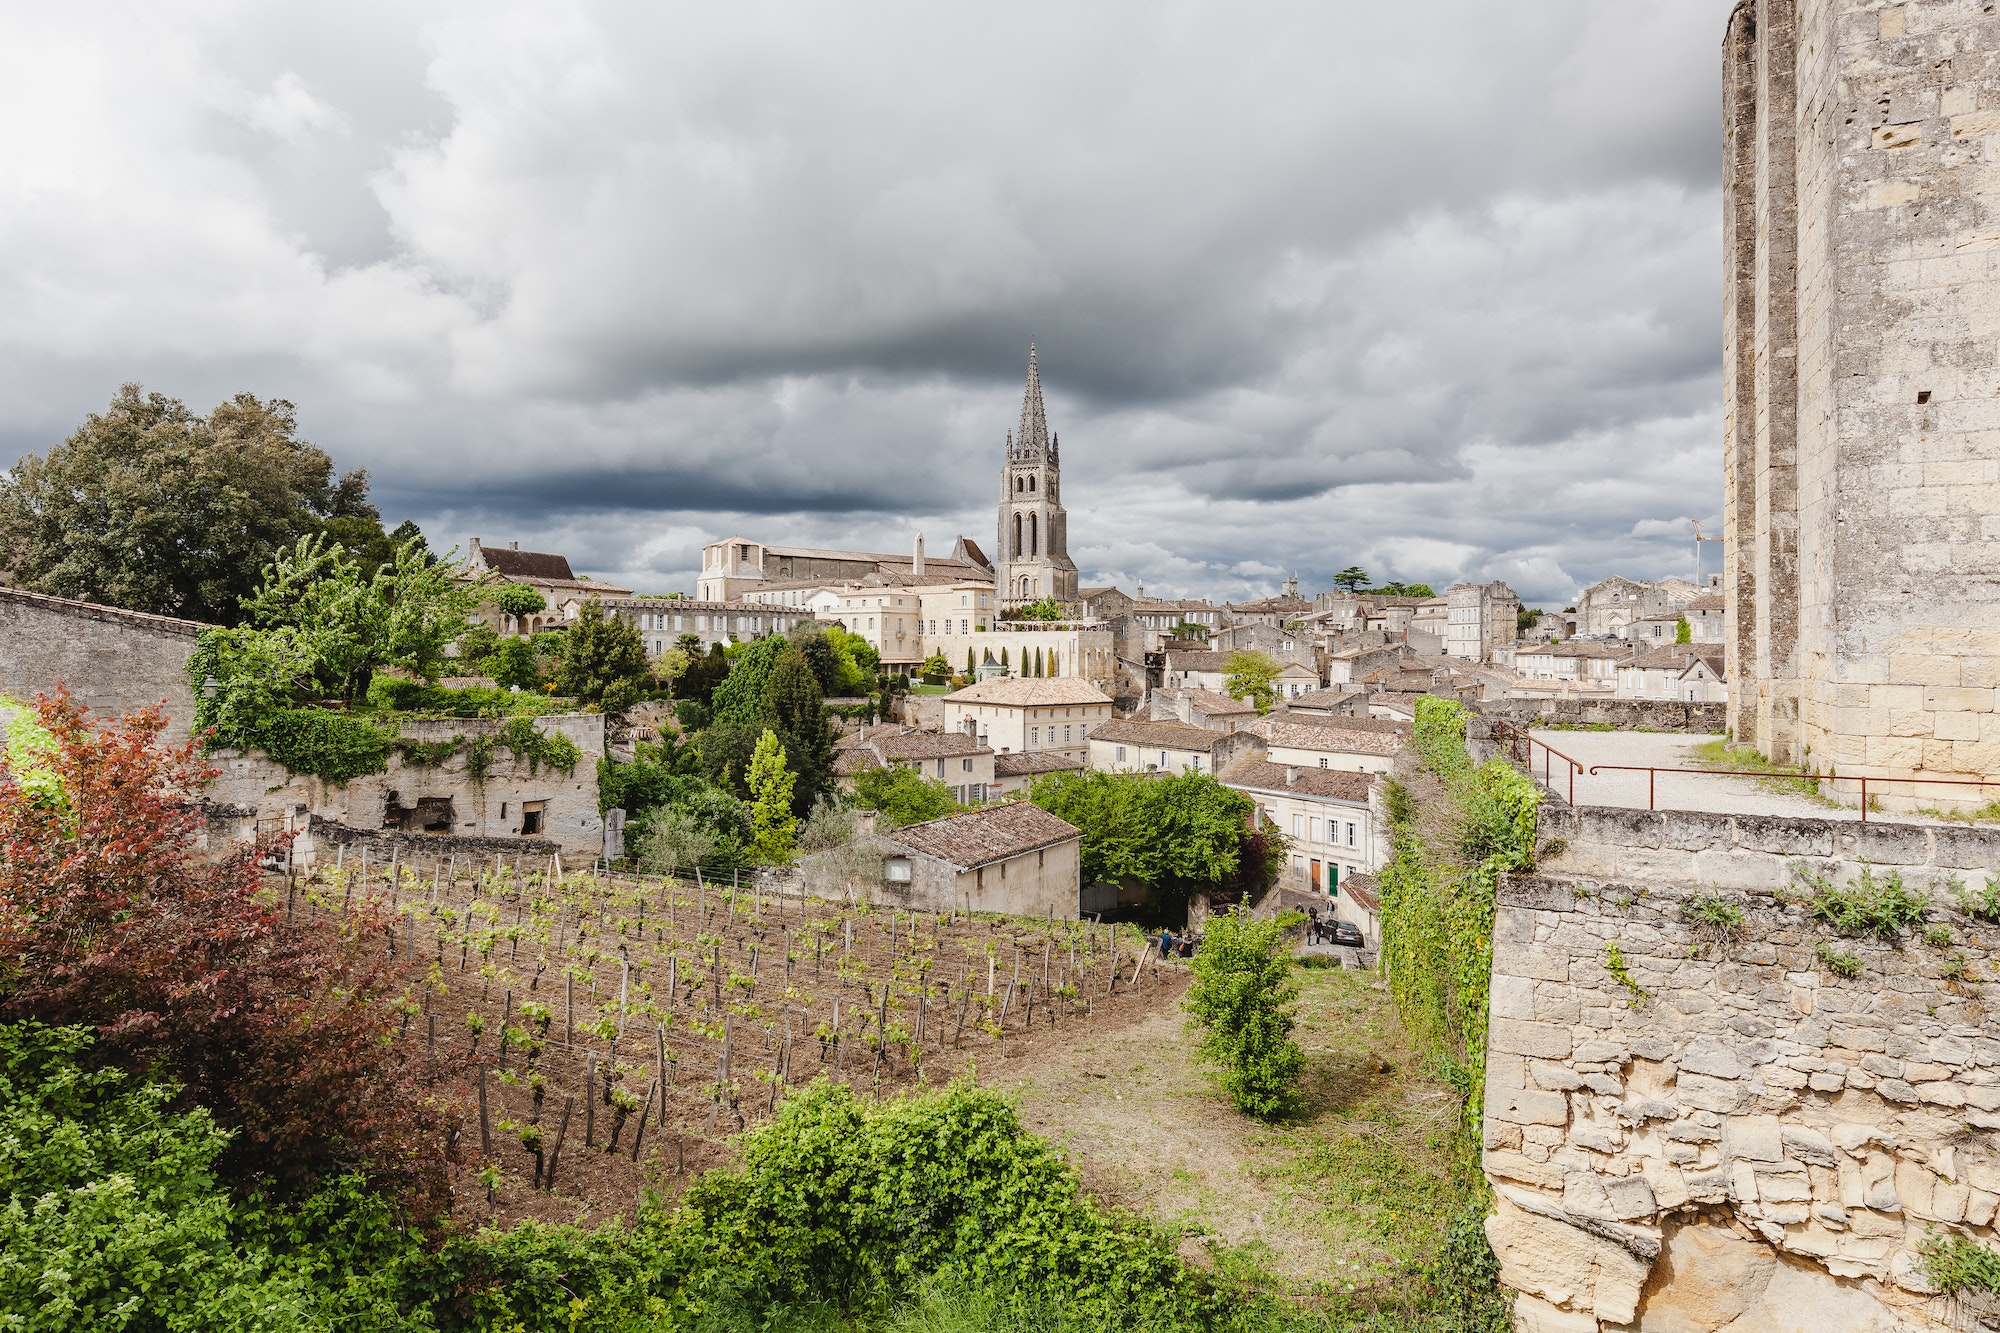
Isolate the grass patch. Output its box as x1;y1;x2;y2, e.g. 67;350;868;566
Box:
1687;739;1839;805
1815;942;1864;979
1680;893;1745;942
1918;801;2000;824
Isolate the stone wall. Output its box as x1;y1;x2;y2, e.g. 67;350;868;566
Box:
1474;698;1727;734
204;713;608;858
0;587;203;740
1540;801;2000;894
1484;866;2000;1331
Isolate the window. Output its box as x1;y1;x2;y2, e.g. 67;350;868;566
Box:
884;857;913;883
1030;727;1039;744
1063;726;1071;743
937;758;946;778
962;757;973;772
1116;746;1127;762
520;801;546;837
1191;755;1202;772
1318;757;1328;768
1159;751;1169;768
1346;822;1356;846
1310;818;1321;843
960;619;969;634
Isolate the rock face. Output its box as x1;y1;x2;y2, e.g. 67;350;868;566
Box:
1483;873;2000;1331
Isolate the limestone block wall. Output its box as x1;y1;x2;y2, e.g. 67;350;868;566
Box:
204;713;607;858
1484;872;2000;1331
1539;801;2000;893
0;588;203;740
1473;698;1727;734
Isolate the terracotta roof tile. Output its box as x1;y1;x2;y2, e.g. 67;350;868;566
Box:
1087;718;1228;750
993;751;1084;778
944;677;1114;707
886;801;1080;870
1223;762;1374;803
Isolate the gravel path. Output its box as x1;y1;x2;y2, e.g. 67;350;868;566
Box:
1524;729;1859;820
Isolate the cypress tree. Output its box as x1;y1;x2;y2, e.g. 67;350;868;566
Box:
762;644;833;818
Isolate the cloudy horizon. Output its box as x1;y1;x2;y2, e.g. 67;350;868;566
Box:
1;1;1736;608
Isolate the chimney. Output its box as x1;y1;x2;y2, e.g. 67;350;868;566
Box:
509;540;519;550
1285;766;1298;788
854;809;878;838
913;531;925;579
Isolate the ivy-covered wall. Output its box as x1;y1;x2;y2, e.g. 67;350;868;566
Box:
1378;696;1540;1139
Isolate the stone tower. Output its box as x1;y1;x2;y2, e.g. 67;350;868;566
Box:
1723;0;2000;800
995;345;1079;609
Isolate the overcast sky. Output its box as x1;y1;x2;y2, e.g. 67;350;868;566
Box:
1;2;1736;606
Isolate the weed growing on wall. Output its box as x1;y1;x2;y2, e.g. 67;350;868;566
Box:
1795;863;1927;939
1377;696;1539;1141
1919;1229;2000;1294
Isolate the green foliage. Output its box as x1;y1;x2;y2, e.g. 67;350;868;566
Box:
482;636;550;691
1515;606;1541;633
368;677;560;718
1377;695;1539;1141
765;645;834;817
1168;621;1211;643
487;583;547;617
1954;876;2000;922
1012;596;1065;622
466;717;583;782
0;386;389;625
852;765;964;828
748;729;799;863
1;697;67;812
1674;616;1692;644
1919;1229;2000;1295
1603;943;1649;1007
712;634;792;726
1183;910;1306;1119
1942;950;1979;982
1815;942;1864;979
556;600;650;707
1798;863;1928;939
1333;566;1369;592
1028;770;1258;892
823;627;880;695
1222;651;1280;714
253;708;395;783
0;1022;315;1329
920;651;952;681
1680;893;1745;939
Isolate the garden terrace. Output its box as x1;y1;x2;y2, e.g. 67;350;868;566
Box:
282;850;1180;1228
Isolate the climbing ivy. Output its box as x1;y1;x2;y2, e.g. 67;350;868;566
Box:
464;716;582;782
1378;696;1539;1146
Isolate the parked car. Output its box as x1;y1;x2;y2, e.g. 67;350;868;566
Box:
1328;920;1364;948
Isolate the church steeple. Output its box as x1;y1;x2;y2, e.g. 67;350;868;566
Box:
1014;343;1049;458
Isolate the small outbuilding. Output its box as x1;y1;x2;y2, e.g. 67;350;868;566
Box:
874;801;1082;918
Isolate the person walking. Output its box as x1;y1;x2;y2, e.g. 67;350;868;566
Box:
1307;906;1321;946
1157;927;1175;959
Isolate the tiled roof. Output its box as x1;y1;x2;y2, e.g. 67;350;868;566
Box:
944;677;1113;707
1685;594;1724;613
887;801;1080;870
832;749;884;776
1339;873;1381;914
1087;718;1226;751
1623;644;1724;671
1155;687;1257;715
1284;687;1364;710
476;546;576;580
1163;650;1231;672
993;751;1084;778
870;731;990;760
1247;715;1406;756
1223;762;1373;803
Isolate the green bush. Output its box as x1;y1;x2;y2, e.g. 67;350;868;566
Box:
1183;909;1306;1120
1919;1229;2000;1295
254;707;393;782
852;764;963;827
1814;942;1864;979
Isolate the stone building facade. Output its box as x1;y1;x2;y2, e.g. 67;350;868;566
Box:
1724;1;2000;797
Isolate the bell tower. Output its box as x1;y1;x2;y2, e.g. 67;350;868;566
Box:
995;344;1079;610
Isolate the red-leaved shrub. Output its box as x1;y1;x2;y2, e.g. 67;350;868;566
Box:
0;690;464;1218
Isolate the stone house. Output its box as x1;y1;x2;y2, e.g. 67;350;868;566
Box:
825;586;925;669
1274;662;1320;700
1147;686;1258;732
1210;620;1316;669
1079;586;1134;620
941;676;1114;764
915;583;997;666
1515;640;1634;688
1161;649;1234;692
869;801;1082;917
1326;643;1415;687
1243;714;1407;775
989;751;1082;799
463;539;632;634
832;727;996;804
1086;717;1252;777
608;598;818;658
1221;762;1376;894
1620;613;1684;646
1614;644;1727;703
1446;580;1522;664
1224;583;1311;627
1682;593;1725;645
1413;597;1450;640
695;533;991;603
1574;575;1702;638
1282;687;1369;718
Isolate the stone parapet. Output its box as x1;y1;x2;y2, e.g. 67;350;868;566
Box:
1484;871;2000;1330
1474;698;1727;734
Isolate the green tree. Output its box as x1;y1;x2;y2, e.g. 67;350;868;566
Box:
1224;650;1281;713
1014;595;1065;621
1029;770;1257;892
487;582;546;624
824;626;879;694
484;637;545;690
217;532;475;706
1169;620;1211;642
678;642;731;705
797;632;842;695
0;385;390;624
920;651;952;681
1675;616;1692;644
748;729;799;863
555;600;650;708
965;647;976;675
851;764;962;827
1333;566;1370;592
712;634;791;725
1400;582;1437;598
1183;908;1306;1119
764;645;834;816
1517;605;1542;633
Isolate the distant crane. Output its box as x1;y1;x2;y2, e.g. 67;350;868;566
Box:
1691;519;1724;586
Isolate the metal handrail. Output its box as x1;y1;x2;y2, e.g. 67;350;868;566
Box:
1582;764;2000;822
1489;718;1584;804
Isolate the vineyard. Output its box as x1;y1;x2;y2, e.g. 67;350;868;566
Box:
294;847;1184;1225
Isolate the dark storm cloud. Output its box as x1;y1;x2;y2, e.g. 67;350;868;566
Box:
0;1;1737;605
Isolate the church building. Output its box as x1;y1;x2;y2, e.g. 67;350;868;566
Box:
994;344;1080;610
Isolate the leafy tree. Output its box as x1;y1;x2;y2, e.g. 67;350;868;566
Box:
920;651;952;681
764;645;834;816
1517;605;1542;633
0;691;460;1210
486;582;546;639
747;730;799;863
1400;582;1437;598
556;599;649;707
634;806;727;876
1333;566;1370;592
0;385;390;624
484;637;547;690
1183;908;1306;1119
1029;770;1259;894
197;532;476;709
1014;596;1065;622
696;720;766;798
824;627;879;695
798;631;842;695
712;634;791;725
965;648;976;675
678;642;732;705
851;764;962;827
1675;616;1692;644
1224;650;1281;713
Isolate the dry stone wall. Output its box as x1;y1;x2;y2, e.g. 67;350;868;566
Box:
1485;869;2000;1331
1473;698;1727;734
0;587;202;740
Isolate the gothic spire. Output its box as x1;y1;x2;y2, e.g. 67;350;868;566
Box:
1016;343;1049;455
